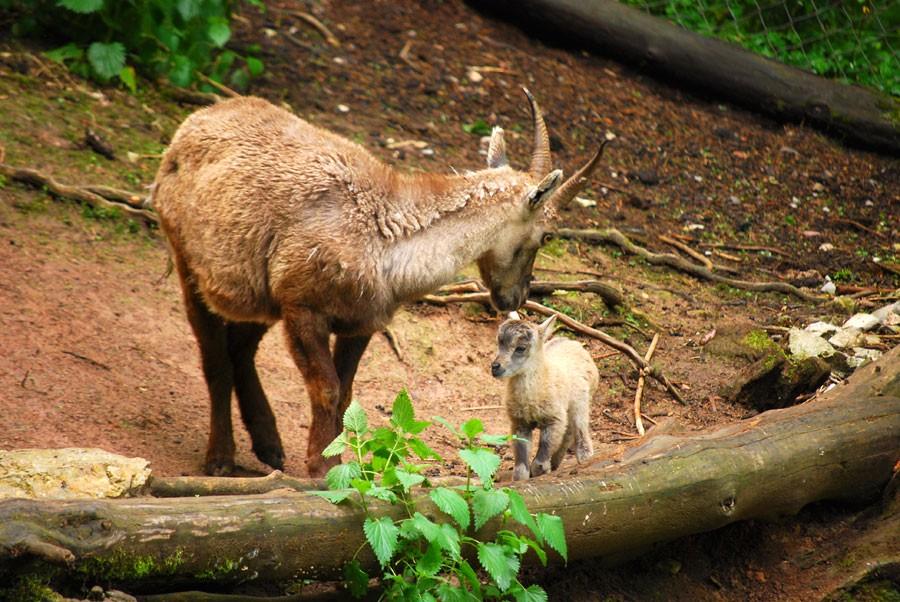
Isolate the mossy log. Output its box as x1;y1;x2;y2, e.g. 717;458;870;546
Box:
1;349;898;594
476;0;900;154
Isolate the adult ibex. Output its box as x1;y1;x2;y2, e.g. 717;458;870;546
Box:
153;90;605;476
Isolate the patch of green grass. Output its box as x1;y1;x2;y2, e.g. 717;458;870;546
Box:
540;237;568;258
832;268;856;283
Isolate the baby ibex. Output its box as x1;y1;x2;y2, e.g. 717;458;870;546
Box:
492;315;598;480
153;90;606;476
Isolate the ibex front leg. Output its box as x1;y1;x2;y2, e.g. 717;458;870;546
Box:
283;309;342;477
333;335;372;432
512;423;532;481
531;419;566;478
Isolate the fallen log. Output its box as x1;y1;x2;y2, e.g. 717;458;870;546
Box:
1;348;897;595
475;0;900;154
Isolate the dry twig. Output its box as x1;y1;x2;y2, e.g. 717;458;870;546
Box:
382;327;405;364
697;242;790;257
421;292;686;405
558;228;823;303
0;163;156;223
399;40;423;72
660;234;712;270
195;71;240;98
634;333;660;436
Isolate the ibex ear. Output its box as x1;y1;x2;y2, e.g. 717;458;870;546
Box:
538;314;557;342
486;127;508;169
526;169;562;211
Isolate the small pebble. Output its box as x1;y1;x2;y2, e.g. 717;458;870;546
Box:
337;104;350;113
467;69;483;83
819;242;834;252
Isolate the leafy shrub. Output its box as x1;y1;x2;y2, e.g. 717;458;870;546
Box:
315;391;566;600
622;0;899;95
2;0;264;91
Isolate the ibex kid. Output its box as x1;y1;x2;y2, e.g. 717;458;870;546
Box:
153;90;606;476
492;314;598;480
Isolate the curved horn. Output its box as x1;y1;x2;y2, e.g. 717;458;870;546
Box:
548;140;609;210
523;87;551;178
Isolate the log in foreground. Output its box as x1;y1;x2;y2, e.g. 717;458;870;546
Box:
476;0;900;154
1;349;898;593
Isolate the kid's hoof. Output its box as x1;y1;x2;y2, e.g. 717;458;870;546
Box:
513;465;531;481
530;460;550;477
253;443;286;471
204;457;235;476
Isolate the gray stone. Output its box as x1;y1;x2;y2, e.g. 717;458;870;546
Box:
847;348;883;369
805;321;839;337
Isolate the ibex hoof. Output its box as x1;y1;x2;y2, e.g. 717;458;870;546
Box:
253;443;286;471
513;465;531;481
204;457;236;477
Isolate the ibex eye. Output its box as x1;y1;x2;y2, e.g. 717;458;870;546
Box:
541;233;553;244
514;346;527;354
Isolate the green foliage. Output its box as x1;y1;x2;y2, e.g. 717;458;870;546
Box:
463;119;493;136
315;391;567;600
6;0;264;91
622;0;899;95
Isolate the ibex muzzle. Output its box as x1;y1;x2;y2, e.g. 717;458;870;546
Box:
152;89;606;477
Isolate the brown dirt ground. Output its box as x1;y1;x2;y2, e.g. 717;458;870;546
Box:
0;0;897;599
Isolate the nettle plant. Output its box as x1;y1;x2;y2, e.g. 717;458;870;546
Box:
314;391;567;601
4;0;264;91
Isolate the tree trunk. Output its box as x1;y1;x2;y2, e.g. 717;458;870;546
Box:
475;0;900;154
1;348;898;594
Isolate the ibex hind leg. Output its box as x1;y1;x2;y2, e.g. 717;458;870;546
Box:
179;276;237;476
227;321;284;471
574;411;594;463
283;308;342;477
551;428;575;471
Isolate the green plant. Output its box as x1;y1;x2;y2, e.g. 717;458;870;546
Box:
832;267;856;283
315;392;566;600
5;0;264;91
462;120;493;136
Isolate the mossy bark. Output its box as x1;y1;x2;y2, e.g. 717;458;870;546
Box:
1;349;898;594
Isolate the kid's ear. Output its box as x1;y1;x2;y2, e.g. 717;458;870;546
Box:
526;169;563;211
538;314;557;341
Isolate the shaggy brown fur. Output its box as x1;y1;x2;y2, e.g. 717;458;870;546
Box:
153;93;604;476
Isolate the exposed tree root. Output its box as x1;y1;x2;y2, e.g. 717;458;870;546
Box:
421;292;687;404
634;333;660;436
558;228;823;303
0;163;156;224
437;278;625;309
147;470;324;498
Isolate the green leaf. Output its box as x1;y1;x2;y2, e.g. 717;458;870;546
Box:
207;17;231;47
437;583;478;602
416;541;442;576
411;512;442;542
168;54;194;87
505;489;540;541
57;0;103;13
45;43;83;64
457;558;482;594
459;448;501;485
326;461;362;490
343;400;368;433
462;119;492;136
461;418;484;439
432;415;459;438
343;559;369;599
322;433;347;458
430;487;469;530
395;468;425;492
363;516;399;568
310;489;353;504
513;584;548;602
175;0;202;20
118;66;137;93
477;542;519;591
472;488;509;530
436;523;461;559
537;513;567;561
87;42;125;81
479;433;511;446
366;486;398;503
245;55;264;77
408;437;441;461
520;536;547;566
391;389;415;431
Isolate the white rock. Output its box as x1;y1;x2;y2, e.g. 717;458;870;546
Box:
337;104;350;113
828;327;864;349
872;301;900;324
789;328;835;359
574;196;597;208
842;313;880;331
819;242;834;252
805;321;839;336
847;348;882;369
820;276;836;295
467;69;483;83
0;448;150;500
